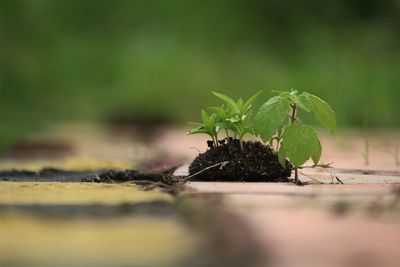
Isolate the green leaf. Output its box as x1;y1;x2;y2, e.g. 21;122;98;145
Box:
228;115;241;123
187;122;204;127
215;121;235;131
255;96;291;142
296;93;312;112
279;91;292;100
278;144;287;168
207;106;223;114
280;90;298;102
237;98;244;110
212;92;240;114
305;93;336;133
200;110;209;124
282;123;321;167
311;137;322;165
187;128;208;135
243;91;262;111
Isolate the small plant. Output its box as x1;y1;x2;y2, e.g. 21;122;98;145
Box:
188;91;261;150
188;89;336;183
254;90;336;183
187;110;220;147
210;91;261;149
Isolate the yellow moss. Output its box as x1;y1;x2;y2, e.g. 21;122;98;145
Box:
0;182;172;205
0;213;197;267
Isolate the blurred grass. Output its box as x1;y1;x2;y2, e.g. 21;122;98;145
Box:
1;0;400;147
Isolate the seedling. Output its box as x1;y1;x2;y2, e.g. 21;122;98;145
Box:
211;91;261;149
188;91;261;150
255;89;336;183
188;89;336;184
187;110;220;147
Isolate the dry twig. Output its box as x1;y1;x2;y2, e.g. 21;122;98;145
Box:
181;161;229;182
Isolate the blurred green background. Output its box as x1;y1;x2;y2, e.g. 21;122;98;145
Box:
1;0;400;146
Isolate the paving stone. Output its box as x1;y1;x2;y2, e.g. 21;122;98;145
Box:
0;214;196;267
186;180;400;267
1;125;399;267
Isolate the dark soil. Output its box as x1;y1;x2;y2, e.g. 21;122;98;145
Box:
188;139;292;182
81;169;175;183
0;168;177;184
0;168;102;182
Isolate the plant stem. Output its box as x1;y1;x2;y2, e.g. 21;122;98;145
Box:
225;129;229;139
276;127;283;150
290;103;297;124
239;135;244;151
212;136;218;148
290;103;299;184
363;134;369;166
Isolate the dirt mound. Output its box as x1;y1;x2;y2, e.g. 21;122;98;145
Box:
189;140;292;182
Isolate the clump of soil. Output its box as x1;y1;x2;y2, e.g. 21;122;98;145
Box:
189;139;292;182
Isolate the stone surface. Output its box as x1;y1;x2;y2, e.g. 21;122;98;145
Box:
0;182;173;204
186;181;400;267
172;127;400;267
0;214;195;267
0;182;198;267
1;125;399;267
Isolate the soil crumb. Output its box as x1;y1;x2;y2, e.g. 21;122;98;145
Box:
188;140;292;182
